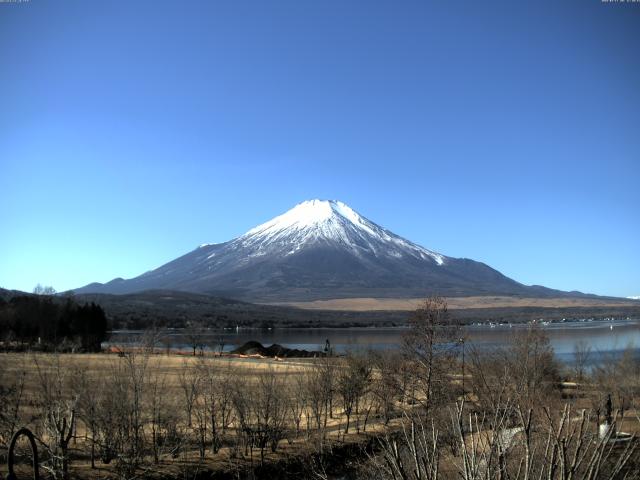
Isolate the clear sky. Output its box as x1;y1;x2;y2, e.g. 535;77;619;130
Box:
1;0;638;297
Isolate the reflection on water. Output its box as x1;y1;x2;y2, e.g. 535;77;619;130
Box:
108;319;640;365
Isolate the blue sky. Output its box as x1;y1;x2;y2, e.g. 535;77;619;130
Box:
1;0;638;297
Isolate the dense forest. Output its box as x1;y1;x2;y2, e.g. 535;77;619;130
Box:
0;293;108;351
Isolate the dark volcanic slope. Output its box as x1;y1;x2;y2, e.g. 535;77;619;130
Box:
75;200;586;301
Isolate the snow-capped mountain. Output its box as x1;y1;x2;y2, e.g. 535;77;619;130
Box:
236;199;445;265
75;200;565;301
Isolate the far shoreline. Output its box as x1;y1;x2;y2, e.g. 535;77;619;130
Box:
108;316;640;334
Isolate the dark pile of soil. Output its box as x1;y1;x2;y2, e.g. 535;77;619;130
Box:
231;341;324;358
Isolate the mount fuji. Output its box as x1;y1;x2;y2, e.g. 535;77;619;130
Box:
75;200;571;301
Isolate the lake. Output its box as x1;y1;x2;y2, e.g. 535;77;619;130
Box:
108;318;640;366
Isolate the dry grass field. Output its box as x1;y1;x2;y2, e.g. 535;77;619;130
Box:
1;350;399;479
272;295;640;311
2;318;640;480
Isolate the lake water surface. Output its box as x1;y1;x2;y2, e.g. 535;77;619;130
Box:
108;319;640;366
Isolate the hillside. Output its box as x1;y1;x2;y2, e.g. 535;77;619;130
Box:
3;288;638;329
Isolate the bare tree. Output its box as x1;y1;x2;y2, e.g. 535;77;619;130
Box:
288;369;307;437
231;367;288;465
230;373;256;462
370;350;401;425
369;410;441;480
212;334;227;356
0;359;26;456
304;358;335;452
192;377;209;460
33;355;76;480
466;345;513;422
337;353;372;434
217;362;236;435
124;351;148;465
140;326;164;355
184;321;206;356
370;400;637;480
147;359;169;464
467;326;561;419
573;340;592;382
508;326;561;411
74;367;101;469
178;359;200;428
593;345;640;425
256;367;288;459
33;284;56;296
96;351;149;478
403;296;459;414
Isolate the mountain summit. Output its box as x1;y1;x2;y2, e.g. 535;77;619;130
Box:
75;200;564;301
237;199;445;265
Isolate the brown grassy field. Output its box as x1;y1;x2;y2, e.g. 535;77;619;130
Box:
271;295;639;311
3;338;639;479
1;351;395;479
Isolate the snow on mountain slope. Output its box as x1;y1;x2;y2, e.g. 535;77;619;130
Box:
74;199;559;301
235;200;445;265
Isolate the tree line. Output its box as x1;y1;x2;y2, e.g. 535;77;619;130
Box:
0;292;108;352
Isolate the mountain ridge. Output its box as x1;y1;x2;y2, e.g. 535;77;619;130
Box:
74;200;593;301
